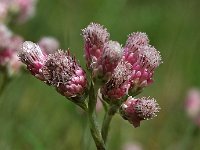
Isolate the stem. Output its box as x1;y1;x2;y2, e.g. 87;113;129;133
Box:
88;112;105;150
88;81;105;150
101;105;118;143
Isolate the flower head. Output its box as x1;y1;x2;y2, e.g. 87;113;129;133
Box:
42;50;87;98
98;40;123;78
120;96;160;127
82;22;110;71
125;32;149;53
101;61;131;101
18;41;46;78
122;32;162;94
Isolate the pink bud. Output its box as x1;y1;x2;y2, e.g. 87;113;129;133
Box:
19;41;47;78
42;50;87;98
82;22;110;71
123;32;162;93
38;36;60;54
99;40;123;78
120;96;160;127
124;32;149;55
101;61;132;100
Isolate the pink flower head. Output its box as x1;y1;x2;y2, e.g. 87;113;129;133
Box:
120;96;160;127
19;41;47;79
101;61;131;101
42;50;87;98
123;32;162;93
82;22;110;71
38;36;60;54
97;40;123;78
124;32;149;56
185;88;200;126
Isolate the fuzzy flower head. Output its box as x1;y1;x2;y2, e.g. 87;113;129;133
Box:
97;40;123;78
101;61;131;101
38;36;60;54
120;96;160;127
123;32;162;94
82;22;110;70
125;32;149;53
42;50;87;98
19;41;46;78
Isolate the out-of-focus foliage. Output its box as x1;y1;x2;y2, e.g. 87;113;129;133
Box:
0;0;200;149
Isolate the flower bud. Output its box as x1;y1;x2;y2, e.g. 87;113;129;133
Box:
82;22;110;71
18;41;46;79
38;36;60;54
101;61;131;101
97;40;123;78
42;50;87;98
120;96;160;127
124;32;149;64
129;46;162;92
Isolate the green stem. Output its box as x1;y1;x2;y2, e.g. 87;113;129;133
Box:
88;112;105;150
101;105;118;143
88;81;105;150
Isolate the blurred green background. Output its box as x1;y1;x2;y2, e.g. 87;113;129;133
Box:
1;0;200;149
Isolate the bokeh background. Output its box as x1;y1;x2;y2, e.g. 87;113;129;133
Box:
1;0;200;149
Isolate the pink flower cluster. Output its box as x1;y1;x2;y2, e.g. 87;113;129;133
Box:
19;22;162;127
82;23;162;127
0;0;37;23
19;41;87;98
82;23;162;100
82;23;122;78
